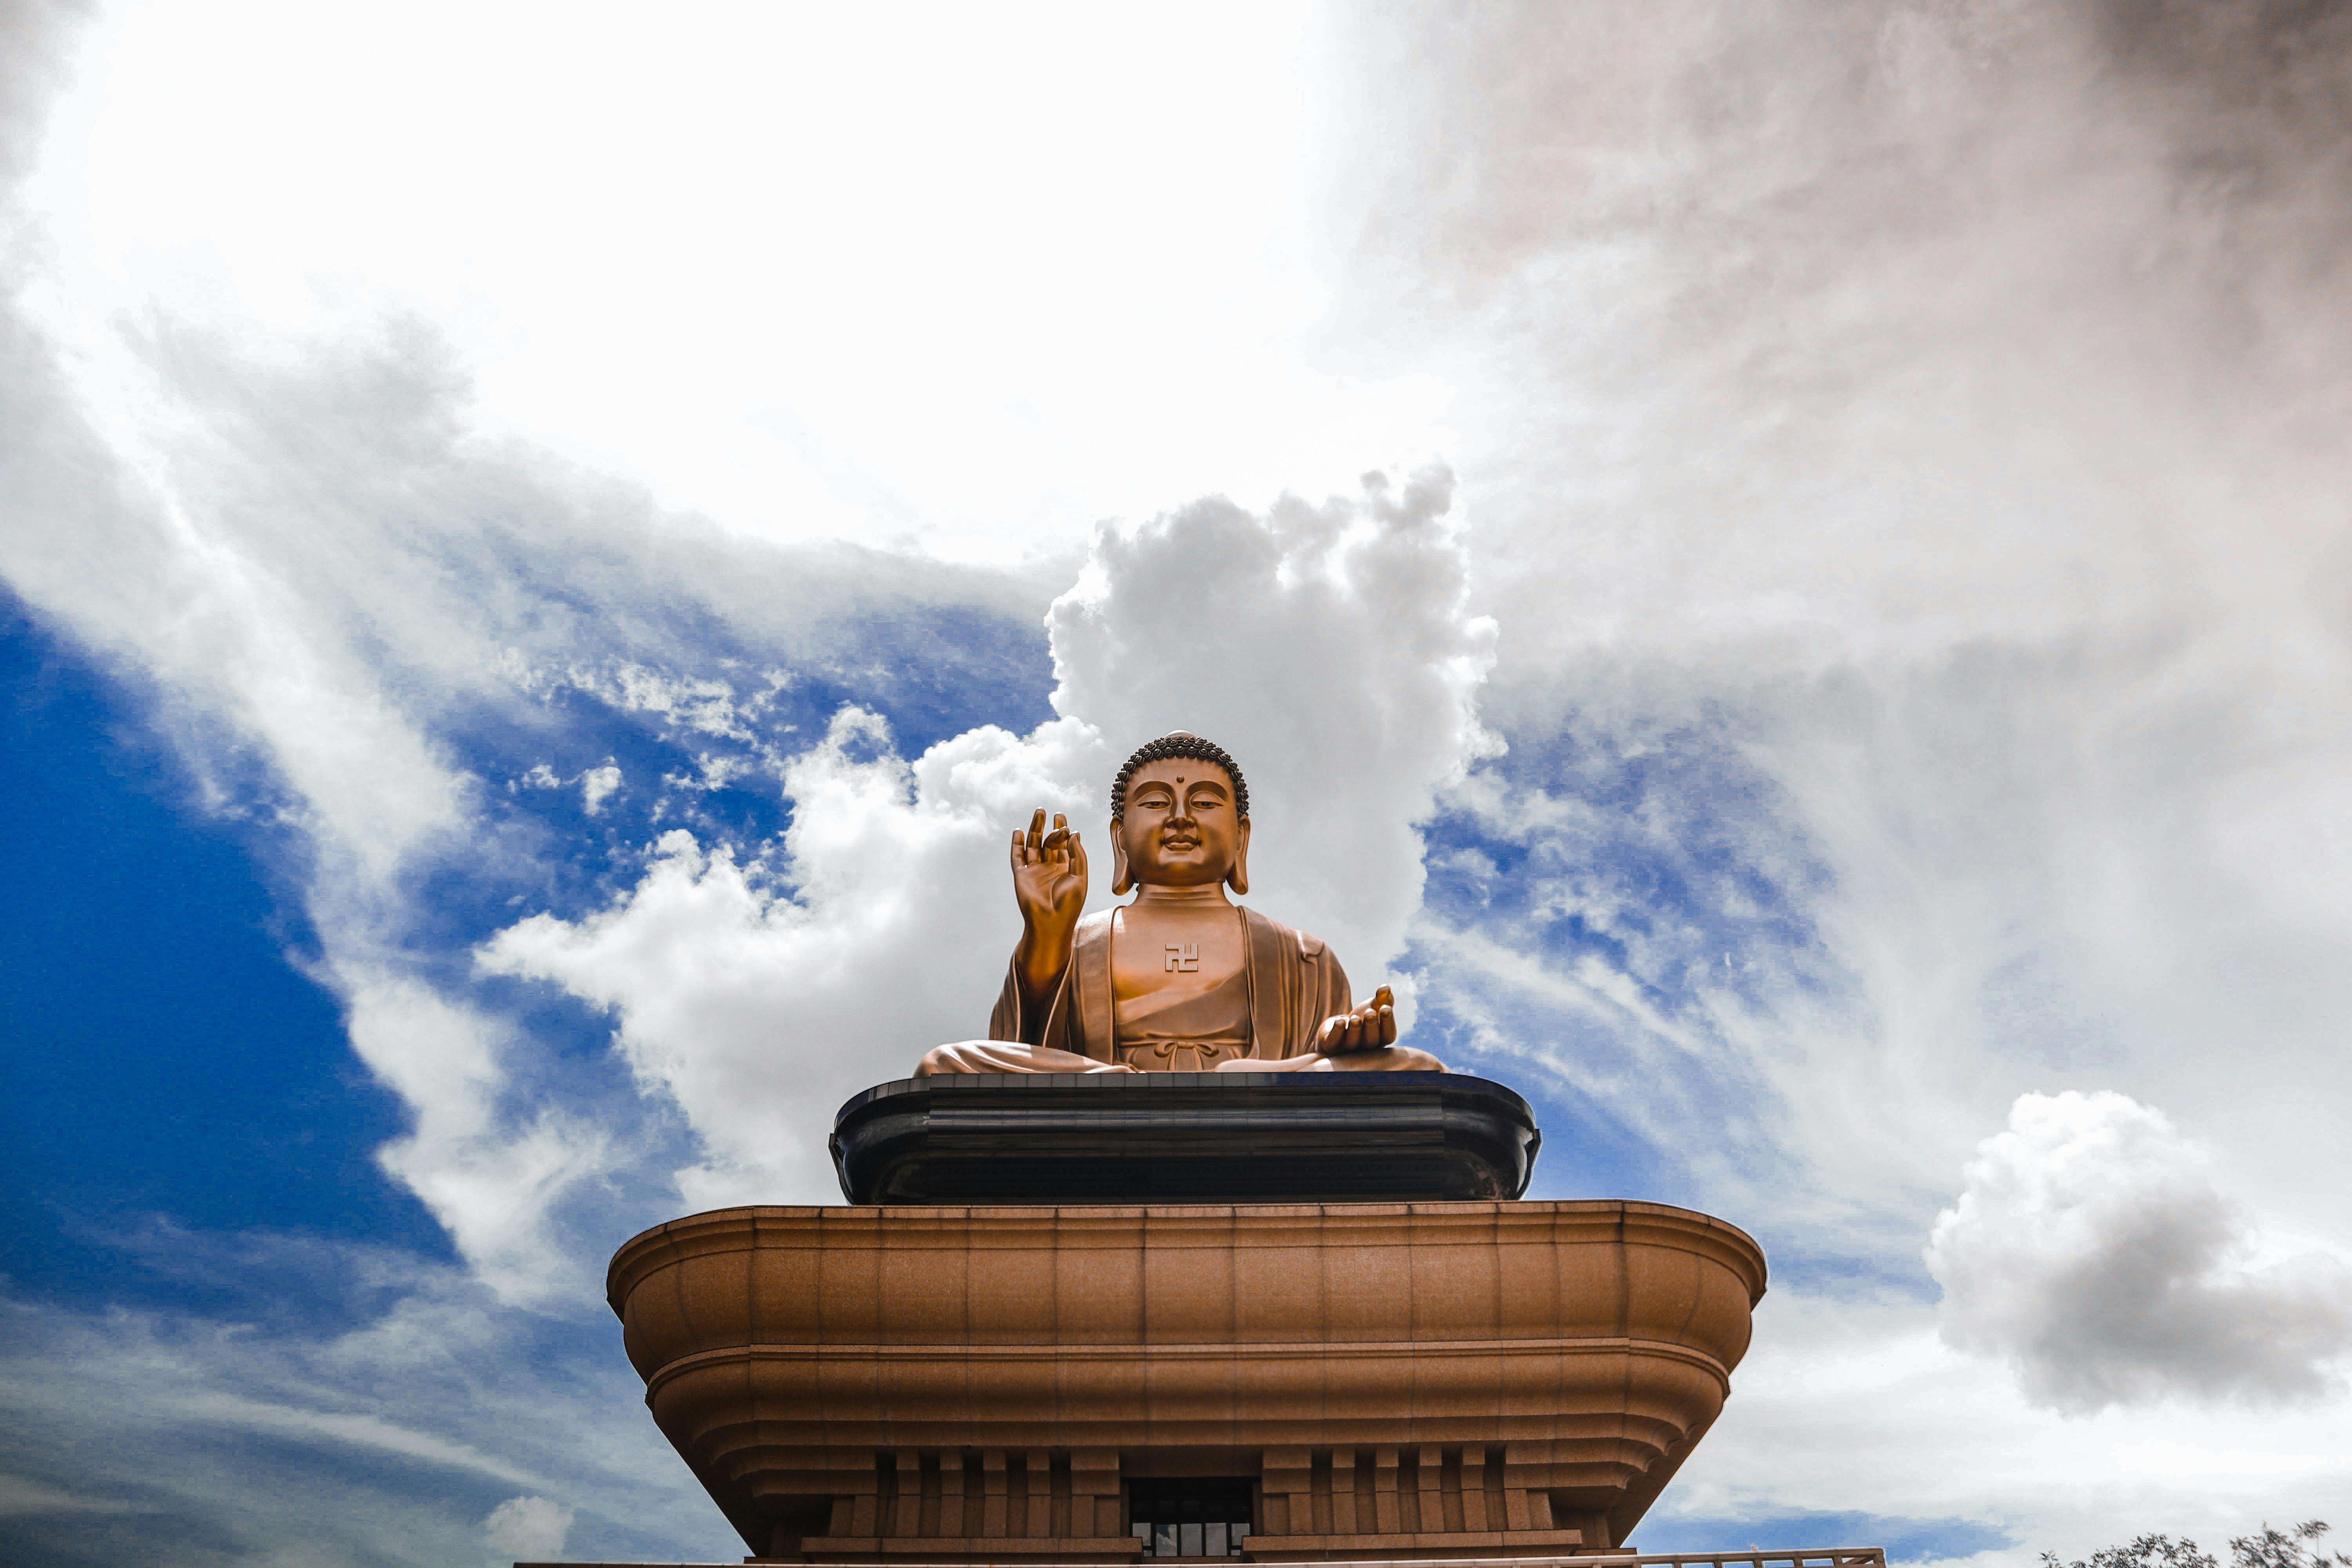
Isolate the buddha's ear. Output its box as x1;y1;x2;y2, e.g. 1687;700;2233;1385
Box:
1111;826;1133;896
1226;818;1252;896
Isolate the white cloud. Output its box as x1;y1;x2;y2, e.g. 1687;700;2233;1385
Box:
485;709;1107;1205
20;0;1439;563
484;1495;574;1563
1659;1286;2352;1568
1046;472;1498;973
554;662;766;744
1334;0;2352;1254
336;971;612;1307
484;477;1497;1202
579;764;621;816
1926;1091;2352;1412
0;207;1064;1291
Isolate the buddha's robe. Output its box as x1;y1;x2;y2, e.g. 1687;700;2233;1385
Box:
924;906;1352;1073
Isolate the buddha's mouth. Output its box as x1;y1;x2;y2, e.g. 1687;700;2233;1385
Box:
1160;834;1201;851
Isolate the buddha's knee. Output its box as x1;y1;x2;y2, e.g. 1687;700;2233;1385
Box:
915;1042;973;1077
1338;1044;1447;1073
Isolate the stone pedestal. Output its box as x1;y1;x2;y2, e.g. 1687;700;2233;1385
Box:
830;1073;1540;1205
606;1200;1765;1563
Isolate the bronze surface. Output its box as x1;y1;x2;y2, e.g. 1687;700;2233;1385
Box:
917;734;1441;1078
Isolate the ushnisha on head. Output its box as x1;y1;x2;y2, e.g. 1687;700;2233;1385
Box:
1108;731;1250;897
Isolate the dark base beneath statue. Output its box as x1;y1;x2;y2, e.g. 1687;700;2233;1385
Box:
829;1071;1540;1204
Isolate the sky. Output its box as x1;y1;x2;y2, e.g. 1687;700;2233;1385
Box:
3;1;2351;1565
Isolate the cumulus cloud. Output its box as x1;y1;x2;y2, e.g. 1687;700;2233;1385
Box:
484;708;1109;1204
484;475;1497;1202
1926;1091;2352;1412
1047;471;1498;971
484;1495;574;1562
1655;1285;2352;1565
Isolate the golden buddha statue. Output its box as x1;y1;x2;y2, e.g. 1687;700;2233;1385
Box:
917;733;1445;1075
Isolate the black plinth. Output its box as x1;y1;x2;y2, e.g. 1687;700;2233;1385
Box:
829;1072;1541;1204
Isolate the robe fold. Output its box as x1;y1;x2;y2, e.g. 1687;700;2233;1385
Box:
988;906;1351;1065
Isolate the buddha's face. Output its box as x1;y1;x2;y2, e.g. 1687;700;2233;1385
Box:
1117;758;1246;889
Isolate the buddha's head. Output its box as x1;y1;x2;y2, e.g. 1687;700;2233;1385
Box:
1109;731;1251;897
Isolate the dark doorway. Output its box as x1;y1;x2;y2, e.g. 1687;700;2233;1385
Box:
1126;1478;1255;1559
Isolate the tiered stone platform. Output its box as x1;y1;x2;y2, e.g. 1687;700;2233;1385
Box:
606;1193;1766;1562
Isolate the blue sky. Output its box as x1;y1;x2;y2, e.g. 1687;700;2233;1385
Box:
7;3;2352;1565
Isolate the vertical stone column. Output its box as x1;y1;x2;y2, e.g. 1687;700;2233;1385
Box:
1460;1445;1490;1533
980;1449;1008;1538
1372;1446;1401;1534
938;1452;969;1539
1416;1446;1444;1535
1022;1450;1053;1539
1503;1441;1556;1532
891;1451;923;1539
1342;1448;1363;1537
818;1447;876;1540
1040;1457;1068;1542
1261;1446;1312;1538
1072;1449;1121;1540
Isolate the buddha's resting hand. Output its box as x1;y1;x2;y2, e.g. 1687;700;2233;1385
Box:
1217;995;1448;1074
1011;808;1087;999
1316;984;1399;1054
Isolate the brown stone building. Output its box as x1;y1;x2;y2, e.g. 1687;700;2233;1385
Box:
605;1190;1765;1563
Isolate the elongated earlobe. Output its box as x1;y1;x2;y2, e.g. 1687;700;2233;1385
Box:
1111;830;1133;895
1226;820;1251;896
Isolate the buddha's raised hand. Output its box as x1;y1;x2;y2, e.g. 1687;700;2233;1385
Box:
1315;984;1399;1054
1011;809;1087;939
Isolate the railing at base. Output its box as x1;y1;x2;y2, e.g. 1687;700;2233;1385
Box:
1589;1553;1887;1568
521;1549;1892;1568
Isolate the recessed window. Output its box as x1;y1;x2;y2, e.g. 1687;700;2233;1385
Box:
1127;1478;1254;1559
